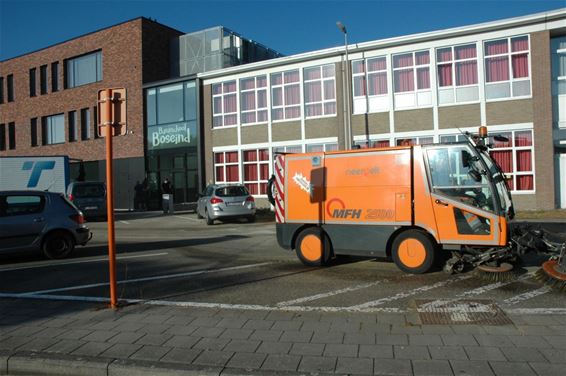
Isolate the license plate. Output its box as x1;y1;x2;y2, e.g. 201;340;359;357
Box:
227;202;242;206
85;206;97;210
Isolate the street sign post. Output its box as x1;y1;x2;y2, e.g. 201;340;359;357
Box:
97;88;126;309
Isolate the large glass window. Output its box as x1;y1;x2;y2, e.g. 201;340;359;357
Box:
212;81;237;127
65;51;102;88
240;75;268;124
484;36;530;100
214;151;239;183
437;44;479;104
42;114;65;145
393;51;431;109
271;70;300;121
157;84;184;124
243;149;269;195
489;130;534;192
352;57;389;114
304;64;336;118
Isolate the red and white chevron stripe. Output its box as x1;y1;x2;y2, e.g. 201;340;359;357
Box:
274;154;285;223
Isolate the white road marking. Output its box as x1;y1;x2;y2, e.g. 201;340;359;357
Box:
276;280;389;306
348;274;473;309
20;262;272;295
173;215;201;222
0;292;565;315
119;220;130;225
503;286;552;305
0;252;169;272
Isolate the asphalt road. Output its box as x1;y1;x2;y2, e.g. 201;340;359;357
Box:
0;213;565;316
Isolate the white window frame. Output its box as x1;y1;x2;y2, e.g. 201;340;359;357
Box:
242;148;270;196
305;142;339;152
212;81;237;128
271;70;301;122
552;37;566;128
240;75;268;126
436;43;480;106
303;64;336;119
395;135;434;146
392;50;432;110
484;35;532;102
352;56;389;114
214;150;239;183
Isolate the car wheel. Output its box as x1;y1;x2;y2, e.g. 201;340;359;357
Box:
205;210;214;225
295;227;331;267
391;229;437;274
42;231;75;259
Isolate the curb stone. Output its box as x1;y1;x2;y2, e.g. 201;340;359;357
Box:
7;351;111;376
108;359;221;376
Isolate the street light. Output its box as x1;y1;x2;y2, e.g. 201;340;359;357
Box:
336;21;352;150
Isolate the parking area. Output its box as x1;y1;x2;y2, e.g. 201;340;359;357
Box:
0;213;565;318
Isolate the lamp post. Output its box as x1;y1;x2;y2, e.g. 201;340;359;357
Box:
336;21;352;150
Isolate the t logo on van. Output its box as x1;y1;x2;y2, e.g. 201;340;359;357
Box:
22;161;56;188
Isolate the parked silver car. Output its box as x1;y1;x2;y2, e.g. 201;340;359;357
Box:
196;184;256;225
66;181;107;221
0;191;91;259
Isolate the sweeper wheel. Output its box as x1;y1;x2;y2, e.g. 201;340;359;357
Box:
474;262;517;283
535;259;566;292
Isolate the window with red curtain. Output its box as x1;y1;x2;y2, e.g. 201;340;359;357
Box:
271;70;300;121
214;151;239;183
304;64;336;118
484;36;530;99
393;51;430;93
212;81;237;127
243;149;269;195
489;130;534;191
367;57;388;96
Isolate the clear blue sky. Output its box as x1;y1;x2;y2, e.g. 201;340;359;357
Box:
1;0;564;61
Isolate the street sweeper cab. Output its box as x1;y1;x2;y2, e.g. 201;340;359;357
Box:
268;126;565;287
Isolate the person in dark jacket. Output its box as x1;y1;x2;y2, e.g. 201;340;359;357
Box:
161;178;174;214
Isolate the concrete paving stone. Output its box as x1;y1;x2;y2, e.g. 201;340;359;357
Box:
331;322;362;333
260;354;301;372
362;323;392;334
129;345;172;362
193;337;230;351
409;335;443;346
359;345;394;359
7;352;111;376
449;325;487;335
139;314;173;324
441;334;478;346
265;311;296;321
43;339;86;354
289;343;325;356
412;359;453;376
501;347;547;362
223;339;261;353
16;337;60;352
162;335;201;349
528;362;565;376
519;315;561;326
43;318;77;328
242;319;274;330
107;331;146;344
81;330;119;342
100;343;143;359
216;318;248;329
391;326;423;335
55;329;92;340
509;335;552;348
464;346;506;361
237;310;270;320
375;334;409;345
473;335;515;347
5;325;46;337
0;336;32;350
298;355;337;373
160;347;201;364
164;315;196;326
337;356;373;375
394;345;430;360
420;325;454;335
516;325;557;336
479;326;520;335
250;330;283;342
135;324;172;334
71;341;114;357
376;314;407;326
548;325;566;334
88;321;121;330
272;320;303;331
191;326;225;338
324;343;358;357
543;335;566;349
164;325;198;336
113;322;147;332
344;332;376;345
256;341;292;354
226;352;267;370
279;330;313;343
219;328;253;340
311;331;344;344
300;321;331;332
539;348;566;363
114;313;149;323
293;312;323;322
192;350;234;367
489;361;536;376
373;359;412;375
450;360;494;376
427;346;468;360
135;333;173;346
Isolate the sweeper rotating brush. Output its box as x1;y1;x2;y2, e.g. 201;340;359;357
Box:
535;256;566;292
474;262;519;283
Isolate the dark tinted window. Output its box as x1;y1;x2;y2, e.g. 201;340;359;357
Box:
215;186;249;197
1;195;45;216
73;183;105;198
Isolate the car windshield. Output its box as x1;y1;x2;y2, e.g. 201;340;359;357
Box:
215;186;248;197
74;184;105;198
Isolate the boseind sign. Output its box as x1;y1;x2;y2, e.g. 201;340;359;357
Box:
148;122;196;151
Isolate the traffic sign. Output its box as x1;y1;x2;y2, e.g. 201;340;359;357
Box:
97;88;127;137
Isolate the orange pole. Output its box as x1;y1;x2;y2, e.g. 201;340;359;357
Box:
104;89;118;309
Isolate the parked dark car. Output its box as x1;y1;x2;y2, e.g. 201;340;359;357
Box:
0;191;91;259
67;181;107;220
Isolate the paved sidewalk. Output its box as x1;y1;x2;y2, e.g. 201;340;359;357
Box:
1;298;565;376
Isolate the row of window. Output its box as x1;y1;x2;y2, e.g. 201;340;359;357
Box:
29;62;59;97
0;75;14;104
0;123;16;151
31;108;96;147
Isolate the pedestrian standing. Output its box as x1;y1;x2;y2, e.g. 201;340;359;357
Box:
162;178;174;214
